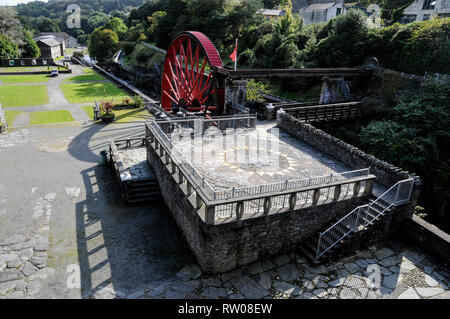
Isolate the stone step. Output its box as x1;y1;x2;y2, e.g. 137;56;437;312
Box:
128;196;161;204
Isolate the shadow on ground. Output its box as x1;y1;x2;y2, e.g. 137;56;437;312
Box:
76;164;195;297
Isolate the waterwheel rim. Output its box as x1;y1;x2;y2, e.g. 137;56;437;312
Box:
161;31;224;114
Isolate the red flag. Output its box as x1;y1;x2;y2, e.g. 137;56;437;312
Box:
229;39;238;63
229;46;237;63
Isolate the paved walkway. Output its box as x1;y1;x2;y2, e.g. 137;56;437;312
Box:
1;63;92;126
0;124;449;299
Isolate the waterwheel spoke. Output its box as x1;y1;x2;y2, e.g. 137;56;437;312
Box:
163;73;179;100
161;32;224;113
162;89;179;105
167;60;180;100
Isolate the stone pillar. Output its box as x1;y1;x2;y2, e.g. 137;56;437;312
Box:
225;80;248;109
319;77;341;104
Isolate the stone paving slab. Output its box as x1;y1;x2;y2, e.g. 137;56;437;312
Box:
0;119;448;300
87;242;450;300
117;147;155;180
172;123;353;190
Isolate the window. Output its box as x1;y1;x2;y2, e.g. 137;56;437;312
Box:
336;8;342;15
401;14;417;23
422;0;435;10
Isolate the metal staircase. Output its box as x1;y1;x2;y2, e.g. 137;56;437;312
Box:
300;178;415;263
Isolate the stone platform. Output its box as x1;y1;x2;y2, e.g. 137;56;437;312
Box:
116;147;155;181
172;122;352;190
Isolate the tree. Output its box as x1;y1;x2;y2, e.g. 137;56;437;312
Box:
314;9;374;67
0;35;19;58
20;30;40;58
88;28;120;62
103;17;129;41
360;80;450;230
147;11;166;37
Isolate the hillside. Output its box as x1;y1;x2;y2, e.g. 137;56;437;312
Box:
14;0;146;44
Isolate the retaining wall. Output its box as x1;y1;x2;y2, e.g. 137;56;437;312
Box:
277;112;421;195
397;215;450;265
147;139;370;273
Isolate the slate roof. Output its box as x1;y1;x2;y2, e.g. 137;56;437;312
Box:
256;9;286;16
36;38;61;47
302;2;335;11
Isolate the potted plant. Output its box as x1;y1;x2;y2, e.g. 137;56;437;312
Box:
100;101;115;123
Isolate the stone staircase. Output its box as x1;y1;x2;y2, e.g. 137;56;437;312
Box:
126;179;161;204
300;197;391;264
299;178;415;264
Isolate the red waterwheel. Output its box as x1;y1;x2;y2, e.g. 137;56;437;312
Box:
161;31;225;115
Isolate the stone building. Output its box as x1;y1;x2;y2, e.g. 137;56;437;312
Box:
37;32;78;48
35;37;64;59
256;8;286;20
401;0;450;23
298;0;346;24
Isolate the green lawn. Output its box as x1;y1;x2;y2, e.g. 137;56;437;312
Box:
0;85;48;107
81;105;94;119
113;108;153;123
60;82;129;103
29;110;74;125
0;74;50;83
4;111;21;126
82;68;95;74
63;74;105;82
0;66;49;73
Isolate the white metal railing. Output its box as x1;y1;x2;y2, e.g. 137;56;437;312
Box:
315;178;415;260
147;117;378;224
213;168;370;200
148;119;371;202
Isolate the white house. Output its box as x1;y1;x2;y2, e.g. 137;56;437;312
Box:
298;1;346;25
256;8;286;20
402;0;450;23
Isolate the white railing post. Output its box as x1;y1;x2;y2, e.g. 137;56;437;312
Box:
394;184;400;204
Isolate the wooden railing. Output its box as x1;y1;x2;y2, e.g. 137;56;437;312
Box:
283;101;361;122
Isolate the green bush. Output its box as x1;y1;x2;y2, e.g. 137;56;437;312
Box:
0;34;19;58
246;79;270;102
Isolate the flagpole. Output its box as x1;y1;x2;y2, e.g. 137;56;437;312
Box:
234;38;238;71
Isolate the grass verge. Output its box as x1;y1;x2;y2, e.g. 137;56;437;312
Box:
29;110;74;125
0;85;48;107
60;82;129;104
0;74;50;83
4;111;22;126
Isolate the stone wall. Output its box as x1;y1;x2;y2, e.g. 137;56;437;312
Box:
147;140;370;273
396;215;450;265
277;112;422;193
0;58;55;67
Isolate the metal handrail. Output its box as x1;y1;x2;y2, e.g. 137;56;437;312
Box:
315;178;415;260
148;119;372;203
